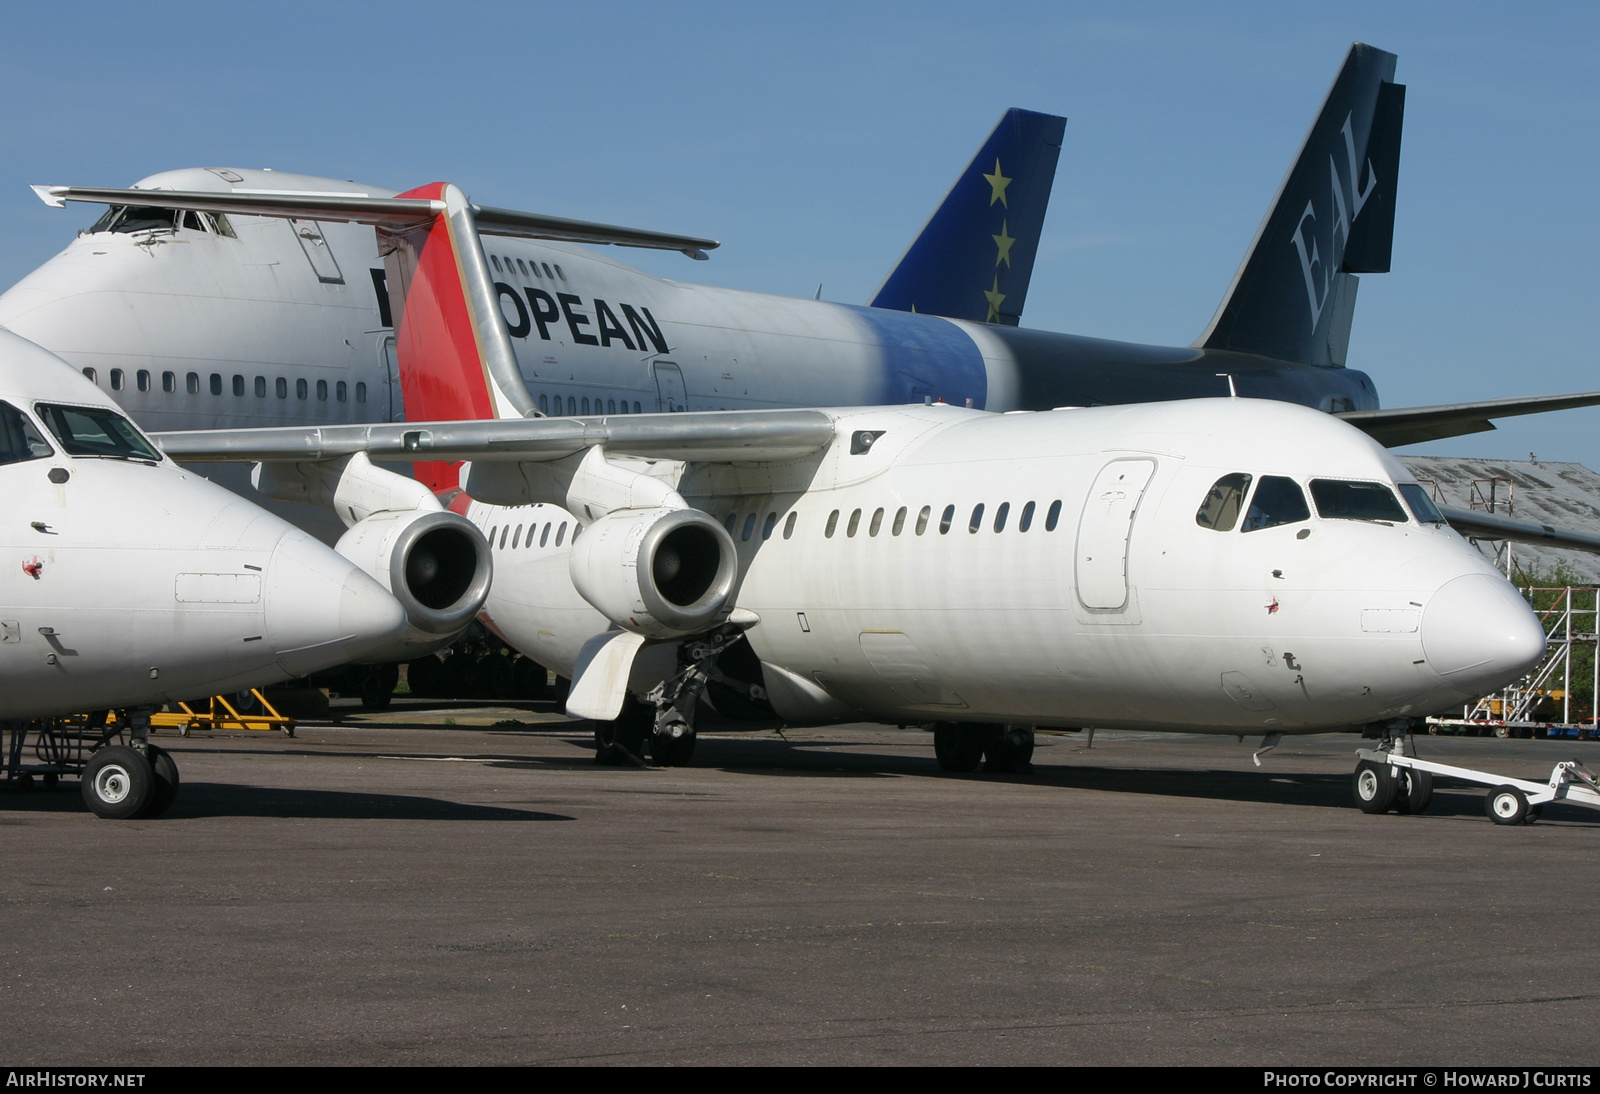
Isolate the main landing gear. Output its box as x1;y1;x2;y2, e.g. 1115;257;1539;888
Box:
933;723;1035;775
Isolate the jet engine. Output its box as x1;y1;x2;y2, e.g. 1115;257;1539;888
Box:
569;506;738;638
334;508;493;658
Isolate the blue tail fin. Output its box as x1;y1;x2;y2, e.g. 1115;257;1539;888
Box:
1197;42;1405;367
869;108;1065;326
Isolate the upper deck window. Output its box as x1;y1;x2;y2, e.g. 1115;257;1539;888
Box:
1241;476;1310;532
34;403;161;462
1310;479;1408;523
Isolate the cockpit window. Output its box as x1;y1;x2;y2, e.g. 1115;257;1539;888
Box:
87;205;177;235
1196;473;1251;532
1310;479;1408;523
0;402;53;465
1399;483;1445;524
1241;476;1310;532
34;403;161;462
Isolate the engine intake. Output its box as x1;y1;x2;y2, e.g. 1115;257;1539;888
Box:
570;507;738;638
335;509;493;655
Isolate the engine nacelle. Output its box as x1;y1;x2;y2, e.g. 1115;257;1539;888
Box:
569;507;738;638
334;509;493;659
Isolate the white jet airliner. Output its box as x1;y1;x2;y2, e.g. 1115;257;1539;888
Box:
0;329;409;818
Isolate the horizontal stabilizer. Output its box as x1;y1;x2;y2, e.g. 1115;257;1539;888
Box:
1441;506;1600;556
31;184;717;257
1338;391;1600;447
152;408;839;466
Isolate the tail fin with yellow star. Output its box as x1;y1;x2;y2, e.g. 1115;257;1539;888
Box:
869;108;1065;326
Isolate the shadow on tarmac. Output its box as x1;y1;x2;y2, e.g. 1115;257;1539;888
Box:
0;782;572;822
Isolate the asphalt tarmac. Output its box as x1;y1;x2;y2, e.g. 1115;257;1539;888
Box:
2;705;1596;1066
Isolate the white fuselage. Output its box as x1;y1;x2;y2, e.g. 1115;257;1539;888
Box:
0;330;406;718
469;400;1542;733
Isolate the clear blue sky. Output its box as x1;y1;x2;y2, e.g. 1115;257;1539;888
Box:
2;1;1595;465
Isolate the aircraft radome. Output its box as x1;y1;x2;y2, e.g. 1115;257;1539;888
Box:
0;329;412;819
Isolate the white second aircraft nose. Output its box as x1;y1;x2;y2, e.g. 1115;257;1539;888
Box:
262;530;408;677
1422;573;1547;698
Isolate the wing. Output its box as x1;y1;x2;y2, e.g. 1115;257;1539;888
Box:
1440;505;1600;555
1338;392;1600;448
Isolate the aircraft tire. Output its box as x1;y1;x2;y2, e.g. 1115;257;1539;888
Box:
82;746;153;820
594;700;650;766
1399;769;1433;815
140;746;180;819
933;723;983;773
1352;760;1397;814
984;725;1035;774
650;727;696;767
1486;785;1529;826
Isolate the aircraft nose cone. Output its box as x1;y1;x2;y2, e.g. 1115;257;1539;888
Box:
263;530;408;677
1421;573;1546;696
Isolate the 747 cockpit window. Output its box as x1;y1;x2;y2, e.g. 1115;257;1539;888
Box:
0;401;53;465
1196;473;1251;531
1399;483;1446;524
34;403;161;462
1310;479;1408;523
87;205;177;235
1241;476;1311;532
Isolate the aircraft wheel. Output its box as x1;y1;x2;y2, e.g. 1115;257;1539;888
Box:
933;723;983;773
42;773;58;790
360;664;399;710
1486;785;1529;825
81;746;153;820
985;725;1036;774
1398;768;1433;815
594;700;649;766
650;725;697;767
1352;760;1397;814
1527;805;1544;822
140;746;180;819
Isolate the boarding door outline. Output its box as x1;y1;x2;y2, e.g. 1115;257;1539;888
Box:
653;361;686;412
1074;458;1157;611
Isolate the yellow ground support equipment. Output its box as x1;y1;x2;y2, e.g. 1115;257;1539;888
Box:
149;690;296;737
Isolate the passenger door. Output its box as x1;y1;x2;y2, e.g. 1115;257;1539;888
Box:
1075;459;1157;611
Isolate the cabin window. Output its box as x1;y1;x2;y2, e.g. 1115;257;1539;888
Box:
0;402;53;465
1399;483;1445;524
868;507;884;536
762;513;778;540
939;504;955;534
1196;473;1252;532
276;377;288;399
915;506;931;535
316;379;328;401
581;397;590;414
136;370;150;393
491;255;502;272
254;376;266;397
488;526;498;547
741;513;756;542
1242;476;1311;532
355;382;367;403
554;264;566;281
542;263;554;279
499;526;509;549
81;368;97;384
539;393;549;415
633;401;642;414
540;522;551;547
516;259;528;276
512;525;522;549
783;512;797;539
296;378;308;400
1311;479;1408;524
336;381;347;402
568;396;577;415
1019;501;1035;532
186;373;199;395
109;369;123;391
968;503;984;533
555;522;568;547
891;506;907;536
607;399;616;414
233;375;245;397
825;510;839;538
1046;500;1062;531
993;502;1009;533
724;512;738;534
207;373;221;396
846;509;862;537
162;371;175;394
